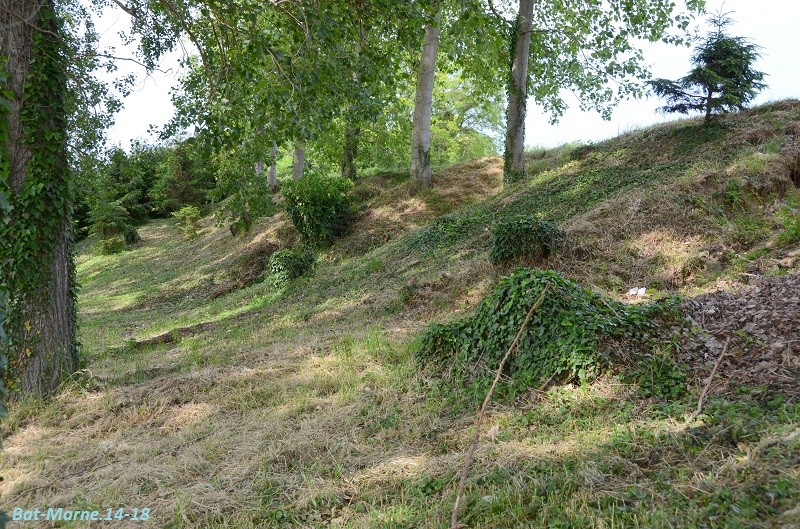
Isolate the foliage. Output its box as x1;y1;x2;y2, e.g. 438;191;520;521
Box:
267;249;316;285
86;150;142;246
79;141;207;245
489;215;564;266
150;138;214;212
99;237;126;255
281;172;354;246
649;13;766;121
210;132;276;235
171;206;202;237
626;349;688;399
321;70;503;175
416;269;673;396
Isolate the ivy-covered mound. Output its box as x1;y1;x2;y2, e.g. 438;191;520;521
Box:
416;269;675;393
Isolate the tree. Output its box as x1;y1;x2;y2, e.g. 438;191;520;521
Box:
493;0;705;183
504;0;533;183
649;13;766;122
410;6;442;187
1;1;77;396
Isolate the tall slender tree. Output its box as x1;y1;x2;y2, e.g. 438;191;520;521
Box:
410;6;442;187
504;0;533;183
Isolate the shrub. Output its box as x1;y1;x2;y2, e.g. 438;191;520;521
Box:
123;225;140;244
171;206;201;237
281;172;354;246
416;269;675;396
268;249;315;285
489;215;564;266
99;236;125;255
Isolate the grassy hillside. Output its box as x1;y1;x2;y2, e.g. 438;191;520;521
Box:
2;102;799;528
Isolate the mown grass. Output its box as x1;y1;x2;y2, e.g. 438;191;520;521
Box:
2;102;799;528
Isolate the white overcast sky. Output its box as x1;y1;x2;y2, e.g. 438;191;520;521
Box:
101;0;800;150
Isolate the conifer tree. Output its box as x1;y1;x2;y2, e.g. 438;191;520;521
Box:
649;13;767;122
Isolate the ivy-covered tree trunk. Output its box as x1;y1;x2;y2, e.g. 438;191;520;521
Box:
503;0;534;184
0;0;77;397
410;7;441;187
292;139;305;180
268;142;278;190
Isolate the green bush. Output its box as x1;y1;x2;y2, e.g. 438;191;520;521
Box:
99;236;125;255
416;269;674;396
123;225;140;244
268;249;315;285
489;215;564;266
281;172;354;246
171;206;201;237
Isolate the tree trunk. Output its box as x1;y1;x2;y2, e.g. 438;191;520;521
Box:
342;30;364;180
410;7;441;187
341;121;360;180
704;85;713;123
292;139;305;180
503;0;534;184
18;221;75;396
1;0;78;397
268;142;278;190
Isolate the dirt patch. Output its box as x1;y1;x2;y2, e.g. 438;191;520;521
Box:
679;272;800;396
209;240;280;298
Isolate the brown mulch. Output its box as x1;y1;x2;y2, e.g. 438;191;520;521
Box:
679;272;800;397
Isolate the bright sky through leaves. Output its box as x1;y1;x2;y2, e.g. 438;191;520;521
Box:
101;0;799;149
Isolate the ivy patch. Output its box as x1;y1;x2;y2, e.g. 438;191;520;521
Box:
416;269;678;397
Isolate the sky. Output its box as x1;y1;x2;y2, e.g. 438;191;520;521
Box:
100;0;800;150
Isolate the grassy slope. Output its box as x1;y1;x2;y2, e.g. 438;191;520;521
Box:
2;102;800;528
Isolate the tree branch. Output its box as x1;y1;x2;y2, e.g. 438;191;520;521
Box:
110;0;139;20
450;285;550;529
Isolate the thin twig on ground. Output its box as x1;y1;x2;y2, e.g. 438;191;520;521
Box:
450;285;550;529
686;336;731;424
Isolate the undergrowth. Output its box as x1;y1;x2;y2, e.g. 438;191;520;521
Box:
416;269;679;400
489;215;564;267
267;248;315;285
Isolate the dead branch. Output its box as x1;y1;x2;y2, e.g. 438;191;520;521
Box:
686;336;730;424
450;285;550;529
